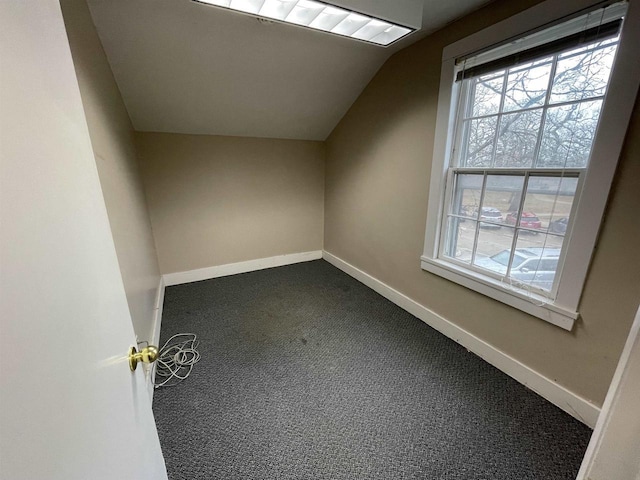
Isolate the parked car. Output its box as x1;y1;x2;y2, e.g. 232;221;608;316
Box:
549;217;568;234
505;211;542;231
474;247;560;290
478;207;503;228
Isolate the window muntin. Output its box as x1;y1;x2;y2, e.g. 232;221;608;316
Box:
439;35;619;296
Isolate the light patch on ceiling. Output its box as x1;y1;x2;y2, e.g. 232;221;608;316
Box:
195;0;414;46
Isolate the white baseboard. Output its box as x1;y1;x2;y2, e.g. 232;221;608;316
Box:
147;276;165;403
163;251;323;286
322;250;600;428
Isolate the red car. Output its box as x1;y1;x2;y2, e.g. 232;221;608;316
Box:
506;211;542;230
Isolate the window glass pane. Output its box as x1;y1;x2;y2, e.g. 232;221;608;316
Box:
443;217;476;264
536;99;602;168
505;211;540;230
472;226;516;275
503;59;553;112
522;176;577;234
452;174;483;218
459;116;497;167
480;175;525;227
494;109;543;168
477;206;504;229
509;231;565;291
471;73;504;117
548;216;569;235
550;43;617;104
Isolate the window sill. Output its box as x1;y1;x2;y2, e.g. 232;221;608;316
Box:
420;256;578;331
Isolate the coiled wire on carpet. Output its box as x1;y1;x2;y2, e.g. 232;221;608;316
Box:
153;333;201;389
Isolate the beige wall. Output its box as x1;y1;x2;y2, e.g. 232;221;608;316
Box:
324;0;640;405
135;133;324;274
61;0;161;342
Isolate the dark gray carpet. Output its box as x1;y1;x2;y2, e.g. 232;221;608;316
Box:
153;260;591;479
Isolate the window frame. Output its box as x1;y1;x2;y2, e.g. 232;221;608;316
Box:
421;0;640;331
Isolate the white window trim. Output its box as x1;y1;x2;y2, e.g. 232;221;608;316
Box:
422;0;640;331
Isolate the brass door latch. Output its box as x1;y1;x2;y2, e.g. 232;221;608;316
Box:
129;345;159;371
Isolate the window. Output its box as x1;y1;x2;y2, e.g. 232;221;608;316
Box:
422;0;640;330
445;33;617;293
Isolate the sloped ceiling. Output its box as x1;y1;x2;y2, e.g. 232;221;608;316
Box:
87;0;491;140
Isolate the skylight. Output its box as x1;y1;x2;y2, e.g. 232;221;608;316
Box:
195;0;414;46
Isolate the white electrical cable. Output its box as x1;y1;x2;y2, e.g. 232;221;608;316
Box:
153;333;201;389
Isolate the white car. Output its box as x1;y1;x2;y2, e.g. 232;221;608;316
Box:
478;207;503;229
475;247;560;290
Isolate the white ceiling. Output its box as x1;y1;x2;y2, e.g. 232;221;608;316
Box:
87;0;491;140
